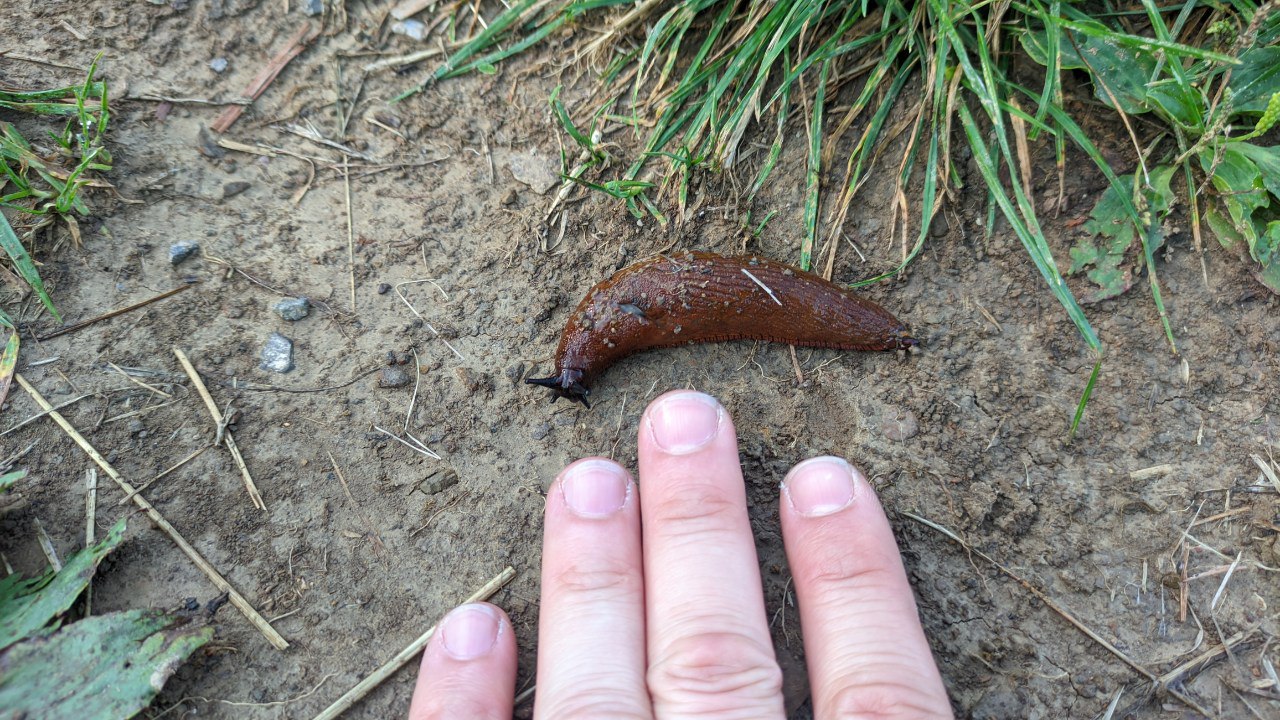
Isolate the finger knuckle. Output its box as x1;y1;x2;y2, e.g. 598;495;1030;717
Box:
822;680;952;720
551;556;638;599
649;630;782;702
537;697;651;720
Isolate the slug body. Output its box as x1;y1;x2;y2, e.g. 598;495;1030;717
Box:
528;251;917;405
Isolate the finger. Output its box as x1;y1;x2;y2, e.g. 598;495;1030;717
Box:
780;457;952;719
638;390;784;719
535;458;651;719
408;602;517;720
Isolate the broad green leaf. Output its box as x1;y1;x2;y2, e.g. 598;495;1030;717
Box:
1228;142;1280;199
0;609;212;720
0;469;24;493
1202;147;1269;253
1021;26;1157;114
0;518;126;650
1204;206;1244;249
1230;46;1280;115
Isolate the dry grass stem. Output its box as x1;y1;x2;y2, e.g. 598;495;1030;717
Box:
905;511;1214;717
14;373;289;650
0;393;94;437
33;517;61;571
106;361;173;399
325;451;385;553
116;445;211;507
84;467;97;615
310;566;516;720
343;156;356;312
173;348;267;511
35;282;197;341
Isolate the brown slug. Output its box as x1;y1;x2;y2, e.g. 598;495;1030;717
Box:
527;250;917;405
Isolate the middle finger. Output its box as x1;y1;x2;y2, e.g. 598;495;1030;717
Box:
638;391;784;719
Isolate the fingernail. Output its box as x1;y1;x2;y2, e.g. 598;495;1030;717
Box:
560;459;631;518
646;391;723;454
782;457;858;517
439;603;502;661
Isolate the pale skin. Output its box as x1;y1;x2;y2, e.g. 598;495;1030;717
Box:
408;390;953;719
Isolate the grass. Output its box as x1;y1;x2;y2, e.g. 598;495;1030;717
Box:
395;0;1278;434
1;55;113;324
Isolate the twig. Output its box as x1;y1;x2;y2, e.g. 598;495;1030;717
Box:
14;373;289;650
326;452;385;552
173;349;266;511
0;393;94;437
905;512;1214;717
363;47;444;73
35;282;197;341
212;22;320;133
84;468;97;615
393;280;465;361
127;93;253;106
310;566;516;720
116;445;211;507
107;361;173;399
343;156;356;312
372;426;441;459
234;366;381;394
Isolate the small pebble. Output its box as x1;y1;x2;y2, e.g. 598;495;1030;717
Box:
531;422;551;441
377;283;392;295
273;297;310;321
390;19;427;40
209;57;228;73
223;181;251;200
260;333;294;373
881;409;919;441
169;241;200;266
377;367;412;388
128;419;145;436
302;0;323;15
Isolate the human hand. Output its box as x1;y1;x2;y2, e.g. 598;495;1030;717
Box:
408;390;952;719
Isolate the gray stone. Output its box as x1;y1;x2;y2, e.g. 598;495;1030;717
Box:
260;333;294;373
301;0;323;15
169;241;200;266
222;181;251;199
209;57;228;73
531;422;551;441
273;297;310;321
377;367;412;388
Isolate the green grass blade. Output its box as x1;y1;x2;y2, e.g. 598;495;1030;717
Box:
1069;355;1103;438
0;211;60;322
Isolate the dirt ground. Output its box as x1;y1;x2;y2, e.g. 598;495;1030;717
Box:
2;1;1278;718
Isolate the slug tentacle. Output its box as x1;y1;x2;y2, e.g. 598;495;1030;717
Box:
529;251;916;402
525;369;591;407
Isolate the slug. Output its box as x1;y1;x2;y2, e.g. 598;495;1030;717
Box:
527;250;917;405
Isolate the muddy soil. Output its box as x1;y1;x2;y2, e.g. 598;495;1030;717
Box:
1;2;1277;718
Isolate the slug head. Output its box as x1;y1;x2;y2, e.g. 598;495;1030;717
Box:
892;326;919;350
526;368;591;408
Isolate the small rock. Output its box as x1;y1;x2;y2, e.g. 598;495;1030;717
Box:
881;409;919;441
128;419;145;436
500;188;519;206
390;19;427;40
169;241;200;266
273;297;310;321
301;0;323;15
377;367;412;388
209;57;228;73
377;282;392;295
223;181;251;200
259;333;294;373
504;363;524;385
505;151;558;194
531;422;551;441
929;213;949;238
419;467;459;495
